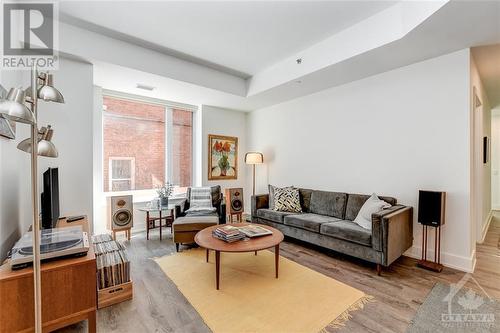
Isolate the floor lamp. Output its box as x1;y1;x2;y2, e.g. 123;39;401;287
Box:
245;152;264;196
0;65;64;333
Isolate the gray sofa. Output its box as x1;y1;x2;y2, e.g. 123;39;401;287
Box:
251;189;413;275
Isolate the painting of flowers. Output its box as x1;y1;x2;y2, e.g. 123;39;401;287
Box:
208;134;238;180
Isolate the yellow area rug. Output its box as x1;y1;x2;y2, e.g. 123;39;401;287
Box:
156;248;372;333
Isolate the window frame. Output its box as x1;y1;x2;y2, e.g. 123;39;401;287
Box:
108;157;136;192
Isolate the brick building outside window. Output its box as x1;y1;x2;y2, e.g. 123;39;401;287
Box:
103;95;193;193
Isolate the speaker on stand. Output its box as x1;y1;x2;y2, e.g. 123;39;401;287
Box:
225;188;244;223
108;195;134;240
417;190;446;272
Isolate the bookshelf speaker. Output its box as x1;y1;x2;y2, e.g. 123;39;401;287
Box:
108;195;134;231
418;190;446;227
225;188;244;214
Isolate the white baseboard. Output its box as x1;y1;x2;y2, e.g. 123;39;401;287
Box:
404;246;476;273
478;210;494;244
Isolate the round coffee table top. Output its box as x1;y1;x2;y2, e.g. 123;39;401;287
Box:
195;223;284;252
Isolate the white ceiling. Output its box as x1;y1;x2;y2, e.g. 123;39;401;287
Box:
57;0;500;111
59;0;396;76
93;61;250;110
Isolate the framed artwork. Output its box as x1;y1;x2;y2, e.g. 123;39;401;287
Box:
0;84;16;140
208;134;238;180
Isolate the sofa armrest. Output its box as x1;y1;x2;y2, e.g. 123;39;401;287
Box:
251;194;269;217
372;206;413;266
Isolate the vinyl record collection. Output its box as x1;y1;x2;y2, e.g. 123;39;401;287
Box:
92;234;131;290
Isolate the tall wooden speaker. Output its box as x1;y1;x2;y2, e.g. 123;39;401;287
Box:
417;190;446;272
225;188;244;223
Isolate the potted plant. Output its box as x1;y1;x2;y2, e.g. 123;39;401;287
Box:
156;182;173;206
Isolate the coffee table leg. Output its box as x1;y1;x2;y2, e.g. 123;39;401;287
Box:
255;251;257;256
275;245;279;279
206;249;209;262
215;250;220;290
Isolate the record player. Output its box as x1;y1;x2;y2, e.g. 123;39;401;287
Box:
10;225;89;269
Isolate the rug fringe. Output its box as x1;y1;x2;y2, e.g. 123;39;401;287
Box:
319;295;374;332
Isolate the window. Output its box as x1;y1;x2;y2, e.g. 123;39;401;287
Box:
103;95;193;193
171;109;193;189
109;157;135;191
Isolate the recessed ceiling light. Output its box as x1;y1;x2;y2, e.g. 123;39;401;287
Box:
136;83;155;91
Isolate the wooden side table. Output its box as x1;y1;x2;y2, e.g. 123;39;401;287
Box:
0;216;97;332
227;212;243;223
138;203;181;240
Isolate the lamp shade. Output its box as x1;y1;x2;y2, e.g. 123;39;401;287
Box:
245;152;263;164
0;88;35;124
38;74;65;103
17;126;58;158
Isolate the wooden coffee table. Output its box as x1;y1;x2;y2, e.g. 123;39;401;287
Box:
194;223;284;290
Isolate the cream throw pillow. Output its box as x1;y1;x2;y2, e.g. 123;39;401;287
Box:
353;193;391;230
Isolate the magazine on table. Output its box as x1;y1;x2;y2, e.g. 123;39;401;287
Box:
238;225;272;238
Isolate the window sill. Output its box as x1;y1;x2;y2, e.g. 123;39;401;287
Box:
103;189;187;204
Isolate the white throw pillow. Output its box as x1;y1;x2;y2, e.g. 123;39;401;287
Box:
353;193;391;230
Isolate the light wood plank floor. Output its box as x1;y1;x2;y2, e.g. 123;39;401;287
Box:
59;214;500;332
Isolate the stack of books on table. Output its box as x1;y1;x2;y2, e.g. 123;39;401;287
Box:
212;225;245;243
92;234;131;290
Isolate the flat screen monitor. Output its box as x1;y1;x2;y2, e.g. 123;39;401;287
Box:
41;167;60;229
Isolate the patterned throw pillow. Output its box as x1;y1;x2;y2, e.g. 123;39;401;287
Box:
274;187;302;213
268;184;293;210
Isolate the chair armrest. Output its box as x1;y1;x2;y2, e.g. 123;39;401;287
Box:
175;205;183;218
251;194;269;217
372;206;413;266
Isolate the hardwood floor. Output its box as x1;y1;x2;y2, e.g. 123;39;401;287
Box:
59;215;500;332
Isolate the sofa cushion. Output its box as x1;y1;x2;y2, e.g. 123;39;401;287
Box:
256;208;297;224
320;220;372;246
345;194;397;221
310;191;347;219
284;213;341;233
173;215;219;232
299;188;313;213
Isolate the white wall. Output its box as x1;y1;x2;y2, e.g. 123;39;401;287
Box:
33;58;94;230
247;49;473;272
470;56;492;244
492;108;500;209
0;70;29;260
201;105;247;207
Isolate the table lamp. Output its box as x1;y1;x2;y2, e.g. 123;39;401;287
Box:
245;152;263;196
